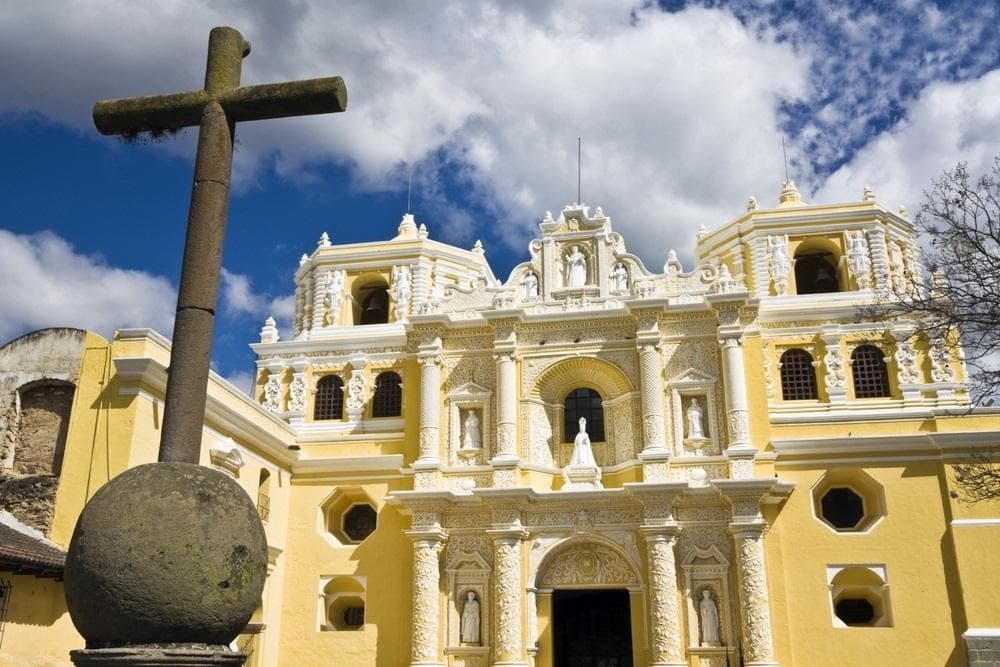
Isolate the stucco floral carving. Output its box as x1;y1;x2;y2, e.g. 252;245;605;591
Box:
537;541;638;587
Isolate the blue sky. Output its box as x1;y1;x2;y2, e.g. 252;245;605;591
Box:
1;0;998;390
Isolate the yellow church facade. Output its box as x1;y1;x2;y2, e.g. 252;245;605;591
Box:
1;184;998;666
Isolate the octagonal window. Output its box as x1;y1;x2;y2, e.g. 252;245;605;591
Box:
343;504;377;542
811;470;886;533
322;487;379;545
835;597;875;626
821;487;865;530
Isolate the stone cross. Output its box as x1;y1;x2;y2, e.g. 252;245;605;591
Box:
94;27;347;464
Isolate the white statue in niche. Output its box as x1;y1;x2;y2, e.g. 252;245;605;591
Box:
611;262;628;292
569;417;597;467
699;589;721;645
522;270;539;300
565;245;587;287
460;591;481;644
324;270;345;326
686;398;706;440
767;234;790;295
461;409;482;450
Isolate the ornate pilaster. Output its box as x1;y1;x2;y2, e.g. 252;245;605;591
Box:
408;525;447;667
261;362;286;413
643;528;685;666
820;331;847;403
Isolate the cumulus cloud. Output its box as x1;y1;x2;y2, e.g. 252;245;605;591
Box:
815;69;1000;214
0;229;176;341
220;268;294;328
0;1;808;265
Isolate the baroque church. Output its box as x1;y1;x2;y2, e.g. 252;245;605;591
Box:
1;182;998;667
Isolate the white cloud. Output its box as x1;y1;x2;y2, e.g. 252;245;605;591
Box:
815;69;1000;214
0;1;808;265
220;268;294;328
0;229;176;341
219;369;255;397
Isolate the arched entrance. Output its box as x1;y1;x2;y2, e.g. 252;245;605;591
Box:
533;537;643;667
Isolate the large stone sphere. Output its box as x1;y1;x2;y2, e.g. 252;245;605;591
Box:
64;462;268;646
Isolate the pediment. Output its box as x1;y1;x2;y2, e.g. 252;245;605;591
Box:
668;367;716;386
446;381;493;399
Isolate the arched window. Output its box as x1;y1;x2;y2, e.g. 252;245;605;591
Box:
314;375;344;420
359;284;390;324
257;469;271;522
794;253;840;294
563;388;604;442
779;349;819;400
371;371;402;417
851;345;890;398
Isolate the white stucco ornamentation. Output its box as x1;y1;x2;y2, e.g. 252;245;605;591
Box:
895;339;920;384
287;373;307;413
346;370;366;418
846;231;872;290
324;269;346;326
392;265;412;321
537;541;637;587
823;347;846;388
930;338;955;383
263;373;282;412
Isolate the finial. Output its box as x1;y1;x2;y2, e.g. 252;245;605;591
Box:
299;253;309;266
594;206;604;218
668;249;678;262
863;185;875;202
473;239;485;254
418;223;428;239
778;180;803;207
697;224;708;238
397;212;418;238
898;205;909;219
318;232;331;248
543;211;553;223
746;196;758;211
259;316;279;344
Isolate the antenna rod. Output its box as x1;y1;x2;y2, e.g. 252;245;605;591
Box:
407;165;412;213
577;137;582;204
781;136;789;183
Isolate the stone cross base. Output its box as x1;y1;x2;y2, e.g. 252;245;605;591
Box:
71;645;246;666
562;464;603;490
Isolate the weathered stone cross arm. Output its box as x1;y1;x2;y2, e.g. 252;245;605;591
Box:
94;77;346;136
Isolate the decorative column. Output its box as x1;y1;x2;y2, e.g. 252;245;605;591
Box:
489;511;528;667
716;480;784;667
491;321;519;488
408;526;446;667
630;483;687;666
730;526;778;667
820;331;847;404
311;270;328;332
643;528;686;666
418;355;443;464
261;362;286;413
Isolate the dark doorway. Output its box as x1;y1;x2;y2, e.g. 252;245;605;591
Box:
553;588;633;667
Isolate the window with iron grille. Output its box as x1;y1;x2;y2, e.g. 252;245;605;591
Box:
780;348;819;400
314;375;344;420
372;372;402;417
851;345;891;398
563;388;605;443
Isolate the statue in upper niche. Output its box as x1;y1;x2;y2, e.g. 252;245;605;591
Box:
522;271;539;300
566;246;587;287
687;397;705;440
611;262;628;293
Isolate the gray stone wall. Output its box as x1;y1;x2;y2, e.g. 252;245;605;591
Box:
0;328;87;534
